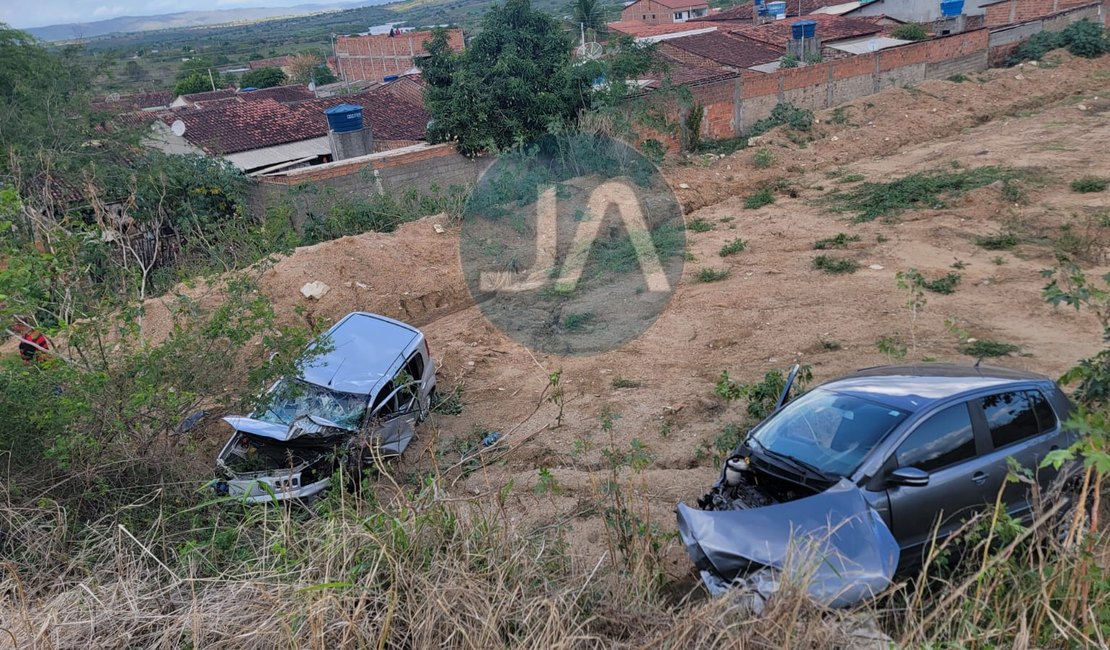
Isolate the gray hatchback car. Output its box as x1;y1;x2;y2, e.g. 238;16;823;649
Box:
678;363;1077;604
214;312;436;503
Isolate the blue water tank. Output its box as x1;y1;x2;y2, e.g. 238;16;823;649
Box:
757;5;769;15
767;1;787;17
324;103;363;133
383;74;399;81
241;87;258;92
801;19;817;37
940;0;964;16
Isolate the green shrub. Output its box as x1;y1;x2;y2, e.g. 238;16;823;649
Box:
744;187;775;210
813;233;860;249
812;254;859;274
892;23;929;41
752;148;775;169
687;217;714;232
719;238;747;257
695;267;731;282
748;103;814;137
975;232;1019;250
960;339;1020;357
714;365;813;420
921;271;962;295
1071;176;1110;193
1009;20;1109;64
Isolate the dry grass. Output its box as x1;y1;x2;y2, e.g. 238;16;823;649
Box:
0;460;1107;649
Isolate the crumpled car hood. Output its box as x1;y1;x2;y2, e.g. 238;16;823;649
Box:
223;414;352;442
676;479;899;607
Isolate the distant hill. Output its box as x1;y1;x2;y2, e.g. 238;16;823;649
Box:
25;2;385;42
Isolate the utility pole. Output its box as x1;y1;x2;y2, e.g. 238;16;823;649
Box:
207;67;216;91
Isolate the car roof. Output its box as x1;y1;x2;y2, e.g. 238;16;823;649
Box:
815;363;1052;413
299;312;420;395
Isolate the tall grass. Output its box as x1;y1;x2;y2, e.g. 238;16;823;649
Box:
0;460;1106;648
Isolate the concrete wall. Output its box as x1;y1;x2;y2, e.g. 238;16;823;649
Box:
252;143;483;229
986;2;1104;62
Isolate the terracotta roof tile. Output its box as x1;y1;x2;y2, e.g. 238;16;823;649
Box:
248;56;293;70
703;0;855;21
237;85;317;103
607;20;721;37
729;13;881;47
163;98;325;155
662;31;783;67
625;0;710;10
179;88;238;104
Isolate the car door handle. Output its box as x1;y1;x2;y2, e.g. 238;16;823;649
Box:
972;471;989;485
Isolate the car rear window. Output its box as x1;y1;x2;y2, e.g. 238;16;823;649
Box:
896;403;976;473
980;390;1048;450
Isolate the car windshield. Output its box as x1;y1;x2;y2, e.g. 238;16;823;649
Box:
749;388;909;477
253;379;366;430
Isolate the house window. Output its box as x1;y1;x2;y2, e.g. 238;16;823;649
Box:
674;11;685;20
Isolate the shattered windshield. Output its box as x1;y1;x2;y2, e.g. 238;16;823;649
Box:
749;389;909;477
253;379;366;430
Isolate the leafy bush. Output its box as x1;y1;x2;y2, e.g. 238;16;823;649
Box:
892;23;929;41
975;232;1020;250
752;148;775;169
719;238;747;257
1009;20;1109;64
686;217;714;232
812;254;859;274
748;103;814;137
641;138;666;164
921;271;962;295
813;233;860;249
744;187;775;210
1071;176;1110;193
695;267;731;282
714;365;813;420
960;339;1020;357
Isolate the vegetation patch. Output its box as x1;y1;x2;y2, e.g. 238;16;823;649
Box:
822;166;1040;222
920;271;962;295
752;148;775;169
744;187;775;210
1008;19;1110;64
747;103;814;138
960;339;1020;357
975;231;1020;250
812;255;859;274
719;238;747;257
813;233;861;249
686;217;714;232
695;267;732;283
1071;176;1110;193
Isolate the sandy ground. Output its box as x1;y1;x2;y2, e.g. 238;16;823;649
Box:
13;50;1110;582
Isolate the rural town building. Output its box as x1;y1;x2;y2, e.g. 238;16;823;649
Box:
334;29;465;83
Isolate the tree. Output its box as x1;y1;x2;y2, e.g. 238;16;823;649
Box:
123;59;144;82
570;0;607;34
891;23;929;41
287;52;324;84
173;73;213;96
421;0;584;155
311;64;338;85
240;66;286;89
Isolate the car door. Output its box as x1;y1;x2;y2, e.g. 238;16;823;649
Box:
365;376;421;457
881;401;1001;562
972;389;1067;521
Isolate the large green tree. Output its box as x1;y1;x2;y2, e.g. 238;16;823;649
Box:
421;0;585;155
240;66;287;89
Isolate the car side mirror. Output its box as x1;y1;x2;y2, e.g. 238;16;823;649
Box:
888;466;930;487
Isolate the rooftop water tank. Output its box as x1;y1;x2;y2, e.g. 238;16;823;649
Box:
940;0;964;16
383;74;399;81
792;19;817;39
324;103;363;133
767;1;787;18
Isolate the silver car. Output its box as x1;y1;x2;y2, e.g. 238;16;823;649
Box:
214;312;436;503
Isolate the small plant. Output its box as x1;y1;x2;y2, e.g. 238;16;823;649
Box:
534;467;562;495
821;339;842;350
687;217;714;233
921;271;962;295
947;73;969;83
813;233;861;250
812;255;859;274
951;259;968;270
611;376;642;389
431;382;465;415
718;238;747;257
747;102;814;137
713;424;745;467
640;138;666;164
838;173;866;184
561;312;594;331
714;365;813;420
975;232;1019;250
877;335;908;361
992;255;1007;265
744;187;775;210
960;339;1020;357
547;369;565;428
829;106;850;125
892;22;929;41
1071;176;1110;193
897;269;928;353
696;267;731;283
780;53;799;68
752;148;775;169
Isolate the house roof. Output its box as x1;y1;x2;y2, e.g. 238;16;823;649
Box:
287;88;429;142
623;0;709;10
178;88;238;104
238;85;317;103
729;13;881;47
162;98;322;155
92;90;174;112
607;20;720;38
703;0;857;21
662;31;783;67
641;53;743;89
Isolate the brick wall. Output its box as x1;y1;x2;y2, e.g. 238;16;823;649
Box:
984;0;1101;25
336;30;465;83
252;144;483;229
986;2;1104;63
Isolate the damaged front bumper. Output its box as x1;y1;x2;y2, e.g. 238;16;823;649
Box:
676;479;899;607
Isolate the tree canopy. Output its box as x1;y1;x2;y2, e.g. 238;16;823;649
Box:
240;66;287;89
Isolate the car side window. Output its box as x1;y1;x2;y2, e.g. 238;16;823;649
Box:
895;403;976;473
1029;390;1057;433
980;391;1042;450
404;351;424;383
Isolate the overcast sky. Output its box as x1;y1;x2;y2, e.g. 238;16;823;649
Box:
4;0;350;29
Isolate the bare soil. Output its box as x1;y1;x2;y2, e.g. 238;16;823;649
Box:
21;50;1110;584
